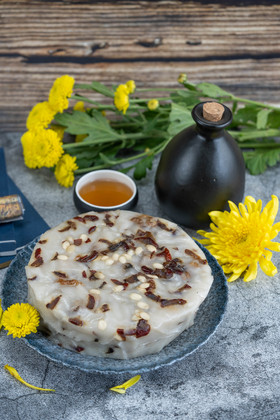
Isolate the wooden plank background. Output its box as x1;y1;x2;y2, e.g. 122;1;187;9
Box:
0;0;280;132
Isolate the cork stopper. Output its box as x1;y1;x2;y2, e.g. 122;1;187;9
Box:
203;102;224;122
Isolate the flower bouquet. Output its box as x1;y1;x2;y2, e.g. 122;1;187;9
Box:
22;74;280;187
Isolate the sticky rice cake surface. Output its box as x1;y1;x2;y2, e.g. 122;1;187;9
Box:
26;210;213;359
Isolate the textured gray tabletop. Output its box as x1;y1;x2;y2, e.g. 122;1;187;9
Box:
1;133;280;420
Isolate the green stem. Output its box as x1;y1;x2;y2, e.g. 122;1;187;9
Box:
131;97;174;103
74;139;169;175
110;121;143;128
232;96;280;111
63;132;148;150
75;164;108;174
238;142;280;149
137;88;177;92
74;83;94;90
229;129;280;140
70;94;114;109
63;140;117;150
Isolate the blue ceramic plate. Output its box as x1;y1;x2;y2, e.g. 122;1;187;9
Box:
1;238;228;374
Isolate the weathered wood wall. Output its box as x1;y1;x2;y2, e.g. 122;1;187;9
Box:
0;0;280;132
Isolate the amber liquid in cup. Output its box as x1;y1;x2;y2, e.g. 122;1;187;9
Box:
79;179;133;207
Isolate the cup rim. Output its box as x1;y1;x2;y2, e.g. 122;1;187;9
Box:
75;169;137;210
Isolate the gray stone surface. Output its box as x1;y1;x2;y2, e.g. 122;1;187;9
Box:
1;133;280;420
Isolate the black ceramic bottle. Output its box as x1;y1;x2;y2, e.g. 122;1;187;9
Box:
155;101;245;229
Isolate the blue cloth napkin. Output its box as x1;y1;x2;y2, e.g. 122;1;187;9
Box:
0;148;49;267
0;148;16;257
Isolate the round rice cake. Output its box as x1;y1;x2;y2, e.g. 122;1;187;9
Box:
26;210;213;359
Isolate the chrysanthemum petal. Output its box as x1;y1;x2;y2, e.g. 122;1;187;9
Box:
4;365;55;392
267;242;280;252
238;203;249;219
110;375;141;394
227;272;242;282
263;250;273;260
264;195;279;224
208;210;224;219
259;256;278;277
243;262;258;282
228;201;239;213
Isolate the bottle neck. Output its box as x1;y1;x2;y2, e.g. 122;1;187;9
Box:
195;123;225;139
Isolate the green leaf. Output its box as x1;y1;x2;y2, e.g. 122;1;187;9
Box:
243;147;280;175
267;110;280;129
55;110;122;142
91;81;115;98
232;128;280;142
133;155;154;180
196;82;232;99
170;90;200;106
232;105;258;127
167;102;193;136
256;109;271;129
99;153;116;165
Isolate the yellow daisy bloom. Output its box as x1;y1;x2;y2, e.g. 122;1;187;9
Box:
21;129;63;169
147;99;159;111
126;80;136;94
26;101;56;131
197;195;280;282
2;303;40;338
54;154;78;188
49;74;75;114
114;84;130;114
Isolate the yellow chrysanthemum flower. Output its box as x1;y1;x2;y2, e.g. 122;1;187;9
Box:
54;154;78;188
178;73;187;84
197;195;280;282
114;84;130;114
73;101;85;112
2;303;40;338
126;80;136;94
50;124;65;141
49;74;75;114
26;101;56;131
21;129;63;169
147;99;159;111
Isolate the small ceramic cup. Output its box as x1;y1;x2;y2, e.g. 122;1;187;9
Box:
73;169;138;213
